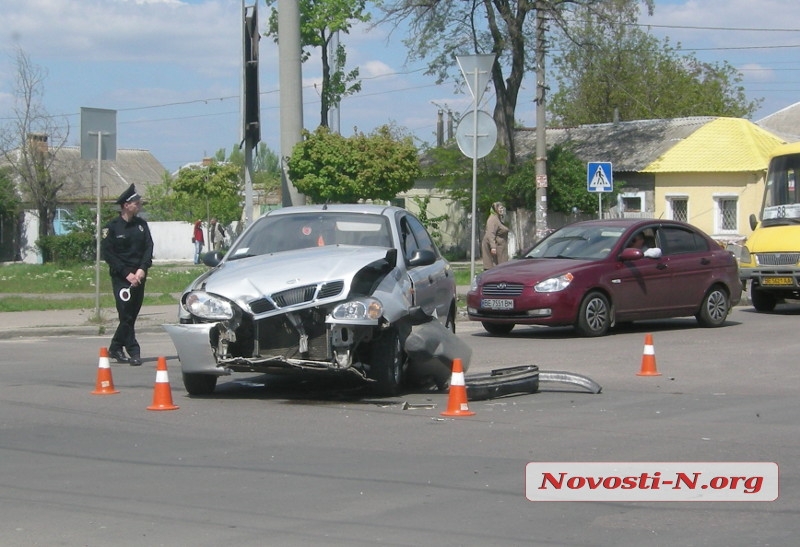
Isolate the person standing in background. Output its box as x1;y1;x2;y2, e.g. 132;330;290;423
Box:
209;218;226;251
101;184;153;366
481;202;510;270
192;219;204;264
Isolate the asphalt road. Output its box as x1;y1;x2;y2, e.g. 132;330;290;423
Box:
1;304;798;546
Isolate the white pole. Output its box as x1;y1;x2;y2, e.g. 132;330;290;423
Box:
470;67;479;282
94;131;104;320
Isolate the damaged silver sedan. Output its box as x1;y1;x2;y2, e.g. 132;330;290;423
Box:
164;204;466;396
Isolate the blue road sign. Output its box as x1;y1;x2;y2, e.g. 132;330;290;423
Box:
587;162;613;193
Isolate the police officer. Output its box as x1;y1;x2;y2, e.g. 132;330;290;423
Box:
101;184;154;366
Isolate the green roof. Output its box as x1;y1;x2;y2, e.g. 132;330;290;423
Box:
641;117;786;173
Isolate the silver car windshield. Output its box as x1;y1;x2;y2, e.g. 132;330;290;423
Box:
525;225;626;260
228;212;393;259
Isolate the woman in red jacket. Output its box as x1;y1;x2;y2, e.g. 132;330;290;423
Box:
192;220;205;264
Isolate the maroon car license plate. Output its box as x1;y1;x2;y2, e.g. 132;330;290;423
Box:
481;298;514;310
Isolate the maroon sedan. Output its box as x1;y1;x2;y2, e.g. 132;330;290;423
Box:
467;219;742;336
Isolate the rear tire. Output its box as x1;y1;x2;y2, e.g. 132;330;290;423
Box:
750;286;777;312
368;327;405;395
575;291;611;337
481;321;514;335
183;372;217;395
696;285;730;327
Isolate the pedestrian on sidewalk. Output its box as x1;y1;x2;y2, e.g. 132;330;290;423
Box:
481;202;510;270
192;219;205;264
209;217;226;251
101;184;153;366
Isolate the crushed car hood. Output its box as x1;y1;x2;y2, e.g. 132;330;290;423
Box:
189;245;394;305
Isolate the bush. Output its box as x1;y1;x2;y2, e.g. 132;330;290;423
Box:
37;233;97;264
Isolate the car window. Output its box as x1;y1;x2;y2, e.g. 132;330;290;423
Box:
405;215;436;254
399;217;419;261
228;212;392;259
526;226;625;259
657;226;709;255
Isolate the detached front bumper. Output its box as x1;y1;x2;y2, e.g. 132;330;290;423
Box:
163;323;224;375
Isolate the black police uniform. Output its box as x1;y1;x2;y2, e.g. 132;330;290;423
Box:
101;185;154;364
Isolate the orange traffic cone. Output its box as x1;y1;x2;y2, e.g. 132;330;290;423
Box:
147;357;179;411
637;333;661;376
91;347;120;395
441;358;475;417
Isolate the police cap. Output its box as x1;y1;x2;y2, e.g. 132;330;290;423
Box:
115;184;141;205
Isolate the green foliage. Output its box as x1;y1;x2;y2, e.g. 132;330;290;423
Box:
147;162;243;224
0;167;21;218
506;143;624;215
265;0;369;126
409;195;449;247
423;145;509;217
287;125;421;203
549;4;759;125
36;232;96;264
34;204;117;264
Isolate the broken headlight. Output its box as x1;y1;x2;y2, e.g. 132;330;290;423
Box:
184;291;234;320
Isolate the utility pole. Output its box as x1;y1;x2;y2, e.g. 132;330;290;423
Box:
534;2;549;240
278;0;305;206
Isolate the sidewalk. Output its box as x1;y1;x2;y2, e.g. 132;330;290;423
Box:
0;304;177;340
0;286;474;340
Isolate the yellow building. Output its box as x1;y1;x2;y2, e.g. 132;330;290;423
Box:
641;118;785;244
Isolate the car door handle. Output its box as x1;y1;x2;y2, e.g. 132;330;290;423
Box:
656;263;668;270
700;258;710;265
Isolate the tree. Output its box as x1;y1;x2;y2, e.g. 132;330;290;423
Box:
549;2;759;124
0;48;71;241
287;125;420;203
171;161;243;225
506;143;617;214
265;0;369;127
422;144;509;216
379;1;652;167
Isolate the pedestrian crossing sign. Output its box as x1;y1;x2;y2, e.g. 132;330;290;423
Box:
587;162;613;193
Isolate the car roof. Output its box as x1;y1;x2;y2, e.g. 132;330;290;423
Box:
568;218;696;230
262;204;401;218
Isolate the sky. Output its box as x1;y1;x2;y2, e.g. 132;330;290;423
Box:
1;0;800;174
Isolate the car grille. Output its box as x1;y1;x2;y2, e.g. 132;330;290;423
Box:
248;280;345;314
756;253;800;266
482;282;525;296
255;309;330;360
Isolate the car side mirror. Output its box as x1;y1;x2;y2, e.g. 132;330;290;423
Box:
749;213;758;231
408;249;436;266
619;248;644;261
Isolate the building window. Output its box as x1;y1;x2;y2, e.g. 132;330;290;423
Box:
667;196;688;222
620;191;645;212
715;196;738;233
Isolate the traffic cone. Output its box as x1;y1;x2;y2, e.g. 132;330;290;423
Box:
637;333;661;376
91;347;120;395
147;357;179;411
441;358;475;417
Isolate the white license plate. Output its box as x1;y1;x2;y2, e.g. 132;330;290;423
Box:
482;298;514;310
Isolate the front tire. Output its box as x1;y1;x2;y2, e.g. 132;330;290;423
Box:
575;291;611;337
696;285;730;327
751;286;777;312
368;327;405;395
481;321;514;335
183;372;217;395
